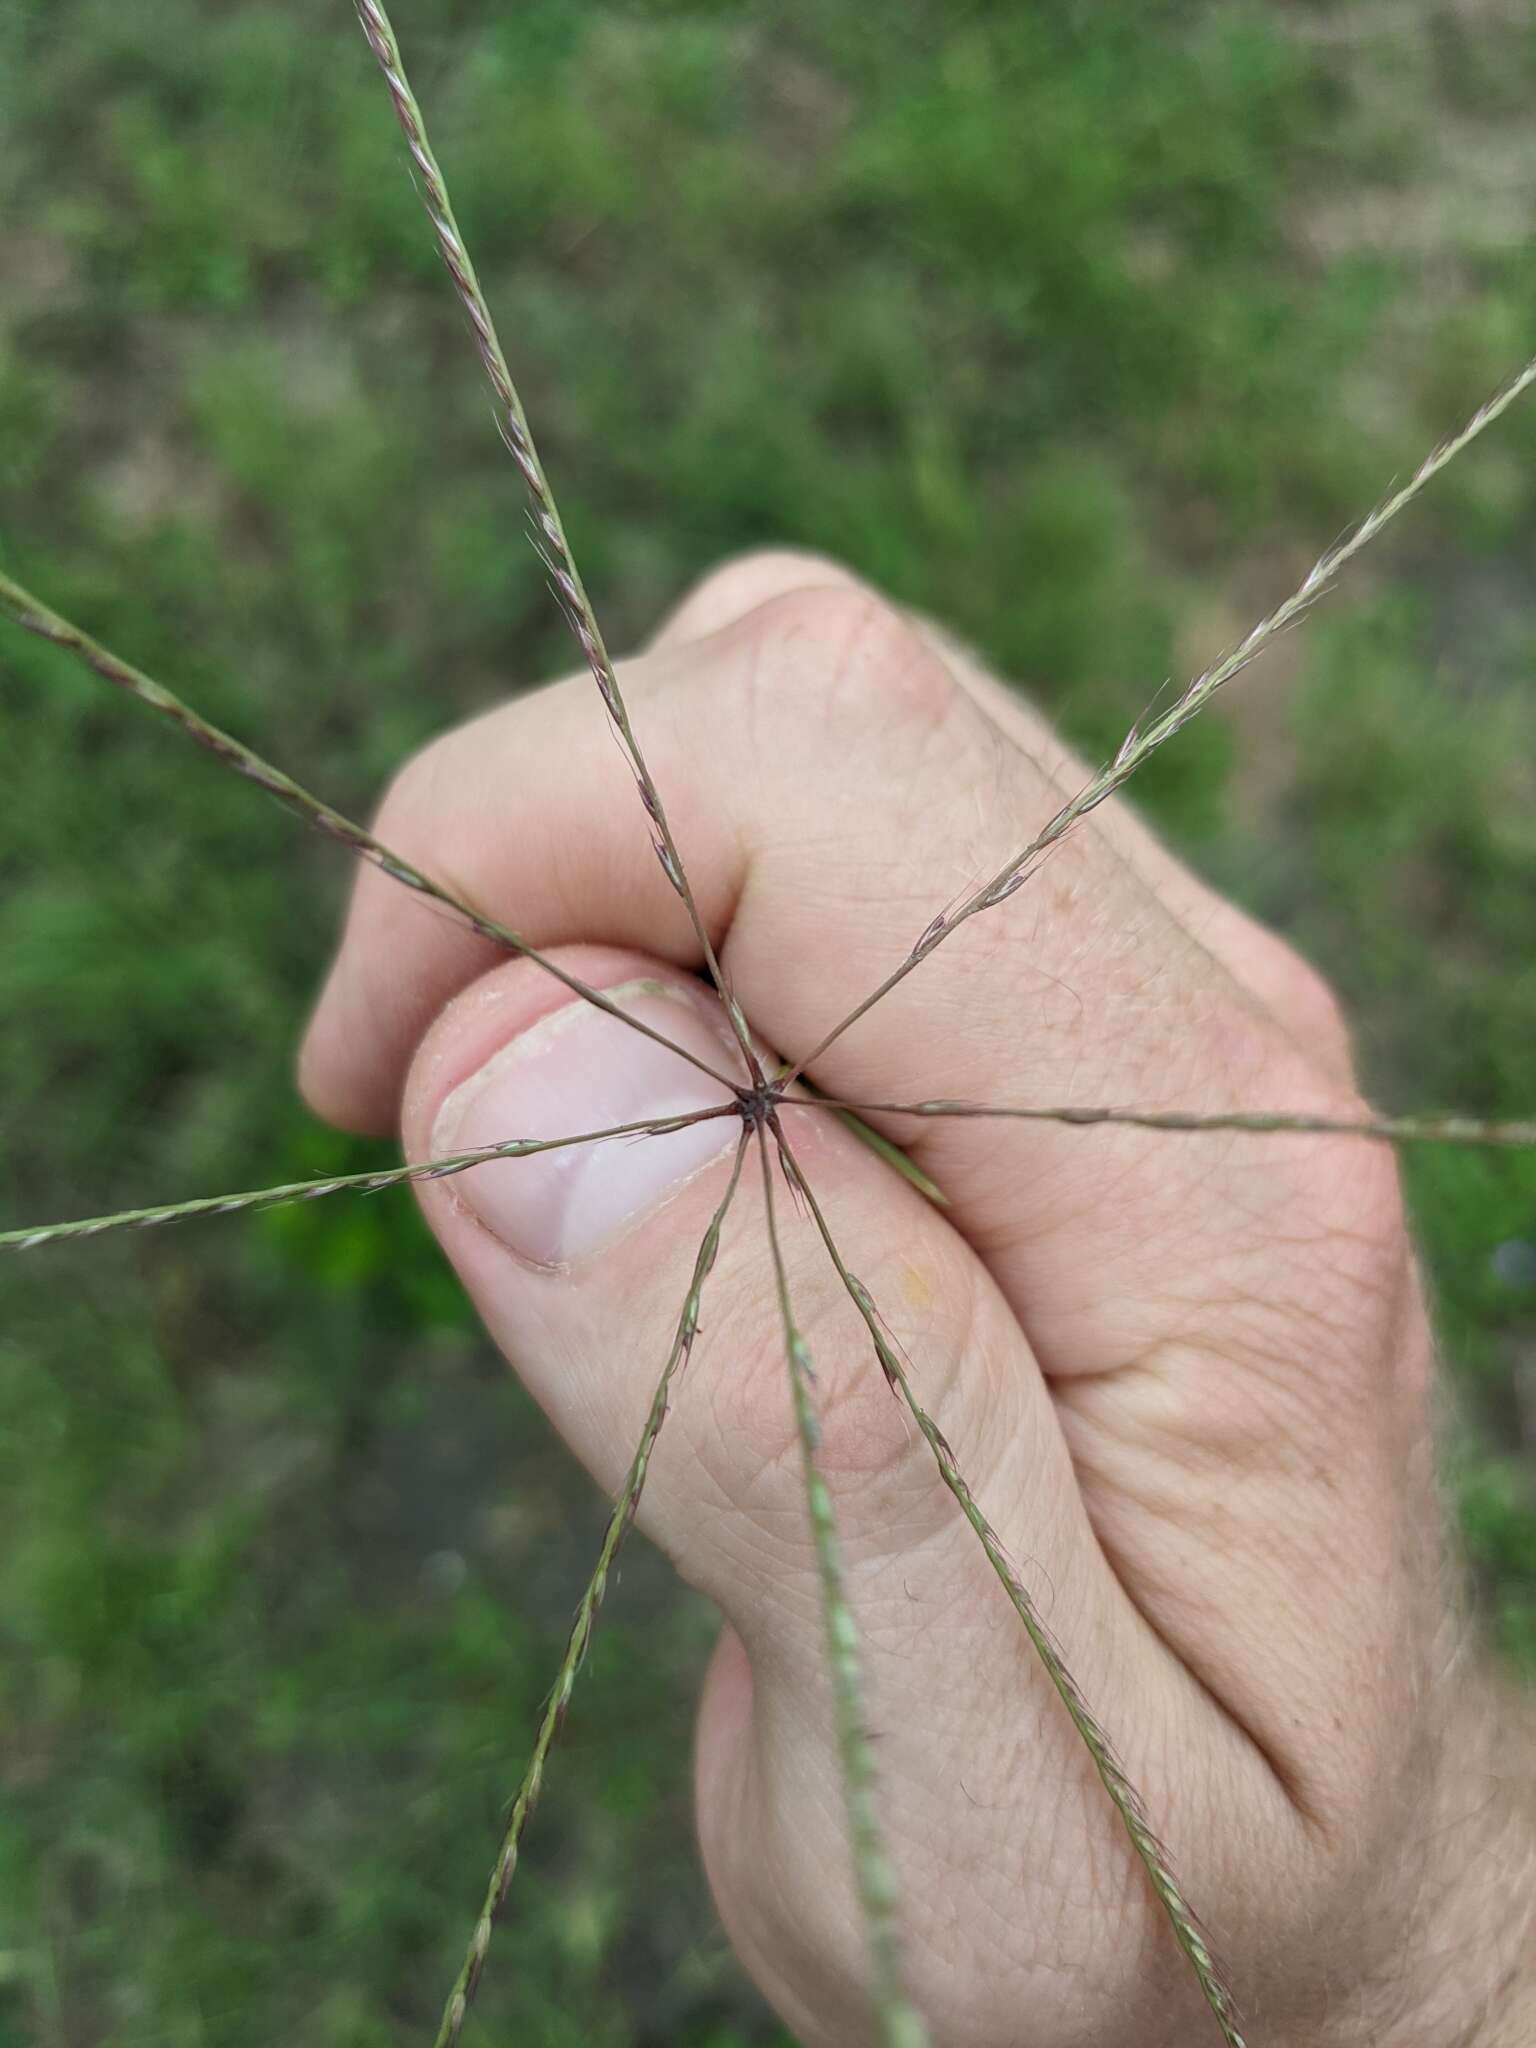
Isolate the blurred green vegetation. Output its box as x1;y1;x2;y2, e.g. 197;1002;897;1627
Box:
1;1;1534;2040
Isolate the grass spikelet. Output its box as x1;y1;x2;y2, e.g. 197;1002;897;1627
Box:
0;569;730;1086
804;1098;1536;1150
351;0;760;1086
432;1129;750;2048
782;353;1536;1087
0;1109;738;1251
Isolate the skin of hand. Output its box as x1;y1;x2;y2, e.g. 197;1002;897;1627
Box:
300;552;1536;2048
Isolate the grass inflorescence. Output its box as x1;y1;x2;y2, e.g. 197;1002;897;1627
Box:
4;4;1536;2044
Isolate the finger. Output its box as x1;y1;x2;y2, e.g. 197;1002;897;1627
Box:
398;945;1282;2041
654;548;1353;1077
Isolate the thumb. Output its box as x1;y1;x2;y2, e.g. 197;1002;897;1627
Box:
398;941;1080;1634
399;945;1155;2033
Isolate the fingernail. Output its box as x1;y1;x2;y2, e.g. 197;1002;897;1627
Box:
430;979;740;1266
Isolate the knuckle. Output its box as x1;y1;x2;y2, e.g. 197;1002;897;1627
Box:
1270;1080;1414;1356
1258;935;1355;1074
369;710;502;880
700;1300;907;1502
744;581;959;737
370;732;444;857
362;722;494;937
1162;1025;1416;1404
675;547;861;635
679;1241;989;1563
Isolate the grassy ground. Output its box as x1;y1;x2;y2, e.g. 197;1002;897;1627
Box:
2;3;1535;2042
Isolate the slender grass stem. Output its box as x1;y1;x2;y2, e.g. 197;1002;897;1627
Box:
757;1126;929;2048
0;569;735;1089
0;1108;737;1252
432;1128;750;2048
351;0;761;1089
779;353;1536;1089
796;1098;1536;1149
774;1130;1247;2048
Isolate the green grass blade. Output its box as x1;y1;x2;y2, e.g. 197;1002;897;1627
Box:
757;1127;929;2048
777;1131;1247;2048
829;1109;950;1204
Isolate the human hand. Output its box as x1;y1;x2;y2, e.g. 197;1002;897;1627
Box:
300;552;1535;2047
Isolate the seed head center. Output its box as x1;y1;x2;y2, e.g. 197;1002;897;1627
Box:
735;1081;785;1132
